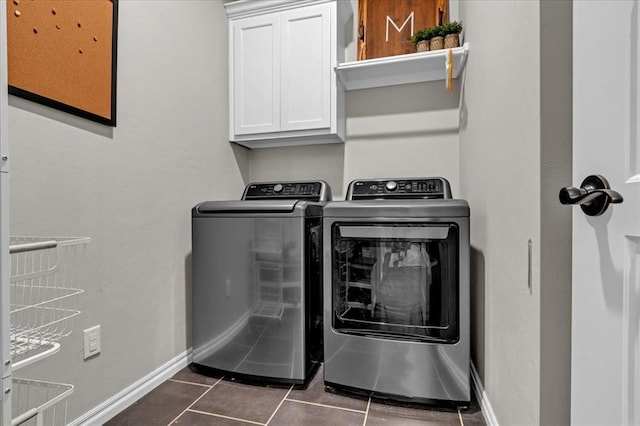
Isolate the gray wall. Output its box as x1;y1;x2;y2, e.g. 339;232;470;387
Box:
539;1;572;424
249;80;461;199
8;1;247;422
459;1;542;424
459;0;572;424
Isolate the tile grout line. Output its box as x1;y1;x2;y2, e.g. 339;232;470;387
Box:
165;376;224;425
186;408;266;426
285;398;368;414
363;396;371;426
265;384;294;425
167;378;213;388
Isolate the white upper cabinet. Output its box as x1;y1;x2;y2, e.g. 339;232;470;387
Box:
226;0;352;149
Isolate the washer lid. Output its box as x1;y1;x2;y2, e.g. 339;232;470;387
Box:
192;200;324;217
194;200;299;215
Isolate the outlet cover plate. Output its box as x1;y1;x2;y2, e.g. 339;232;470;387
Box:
83;325;101;360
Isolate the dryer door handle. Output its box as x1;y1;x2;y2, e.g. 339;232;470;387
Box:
339;225;450;240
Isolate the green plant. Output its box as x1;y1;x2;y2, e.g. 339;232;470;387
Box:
412;21;462;44
411;27;433;44
431;25;446;38
443;21;463;35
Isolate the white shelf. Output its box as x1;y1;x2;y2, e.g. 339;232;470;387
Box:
335;42;469;91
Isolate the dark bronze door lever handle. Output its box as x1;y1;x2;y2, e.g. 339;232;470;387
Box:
559;174;623;216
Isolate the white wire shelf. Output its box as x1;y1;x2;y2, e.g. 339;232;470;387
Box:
9;236;90;365
11;378;73;426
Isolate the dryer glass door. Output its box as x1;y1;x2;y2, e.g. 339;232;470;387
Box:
331;222;459;343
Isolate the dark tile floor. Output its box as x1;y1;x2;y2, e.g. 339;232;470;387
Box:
106;364;486;425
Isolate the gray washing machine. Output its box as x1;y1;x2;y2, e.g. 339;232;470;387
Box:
323;177;470;405
192;181;330;385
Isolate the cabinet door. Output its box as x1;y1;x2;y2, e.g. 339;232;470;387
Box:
280;4;331;132
233;14;281;136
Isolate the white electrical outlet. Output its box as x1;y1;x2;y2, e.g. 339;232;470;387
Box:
83;325;101;360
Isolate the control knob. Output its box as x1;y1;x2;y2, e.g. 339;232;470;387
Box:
386;181;398;191
273;184;284;193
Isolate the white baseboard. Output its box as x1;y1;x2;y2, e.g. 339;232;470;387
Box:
470;361;499;426
69;349;193;426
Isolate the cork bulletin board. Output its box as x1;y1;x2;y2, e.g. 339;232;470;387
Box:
6;0;118;126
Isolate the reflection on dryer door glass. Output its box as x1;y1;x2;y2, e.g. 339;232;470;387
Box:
332;223;459;343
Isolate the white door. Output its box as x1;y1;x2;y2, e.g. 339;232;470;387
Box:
571;1;640;424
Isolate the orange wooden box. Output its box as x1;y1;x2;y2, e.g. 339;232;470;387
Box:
358;0;448;60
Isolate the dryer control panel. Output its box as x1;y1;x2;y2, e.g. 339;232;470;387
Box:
242;181;331;202
347;177;452;200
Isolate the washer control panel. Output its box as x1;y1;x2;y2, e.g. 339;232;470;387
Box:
347;177;452;200
242;181;330;202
